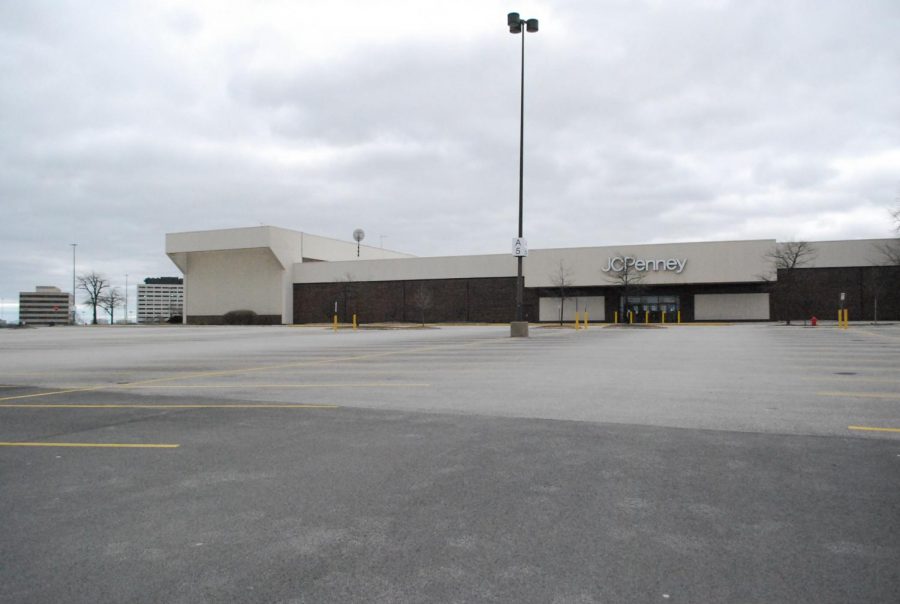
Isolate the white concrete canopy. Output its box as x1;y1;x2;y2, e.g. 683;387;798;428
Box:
166;226;413;324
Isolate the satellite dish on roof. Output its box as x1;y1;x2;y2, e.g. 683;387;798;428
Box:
353;229;365;257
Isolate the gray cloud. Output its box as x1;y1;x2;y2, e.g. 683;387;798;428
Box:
1;0;898;320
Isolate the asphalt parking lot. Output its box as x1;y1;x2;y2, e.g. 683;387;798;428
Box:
1;323;898;603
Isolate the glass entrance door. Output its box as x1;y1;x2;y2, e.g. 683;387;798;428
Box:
622;295;680;323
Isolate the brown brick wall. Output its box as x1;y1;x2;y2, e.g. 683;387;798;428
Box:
771;265;900;322
293;278;539;324
186;314;281;325
196;264;899;326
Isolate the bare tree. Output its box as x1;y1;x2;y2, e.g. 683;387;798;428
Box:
549;260;575;325
867;267;890;324
602;254;645;322
876;205;900;265
332;273;357;322
77;271;109;325
764;241;817;325
411;285;433;326
98;287;125;325
870;205;900;322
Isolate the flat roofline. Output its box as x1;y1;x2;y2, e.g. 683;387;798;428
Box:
401;237;892;258
353;239;776;262
168;225;303;237
300;231;412;257
534;238;776;254
787;237;895;244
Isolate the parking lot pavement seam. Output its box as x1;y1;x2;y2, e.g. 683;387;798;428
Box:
0;336;504;404
801;376;900;384
817;391;900;400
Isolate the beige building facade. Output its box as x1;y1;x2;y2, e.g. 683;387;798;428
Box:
166;226;900;324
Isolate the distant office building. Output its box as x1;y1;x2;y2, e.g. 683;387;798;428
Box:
19;286;72;326
136;277;184;323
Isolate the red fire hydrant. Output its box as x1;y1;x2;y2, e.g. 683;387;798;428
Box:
810;316;817;327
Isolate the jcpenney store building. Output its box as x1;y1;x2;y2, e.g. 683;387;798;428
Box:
166;227;900;324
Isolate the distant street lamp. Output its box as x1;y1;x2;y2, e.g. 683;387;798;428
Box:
508;12;538;337
353;228;365;257
70;243;77;325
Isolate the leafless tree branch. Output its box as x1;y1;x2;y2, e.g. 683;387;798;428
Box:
549;260;575;325
98;287;125;324
76;271;109;325
764;241;816;325
602;253;645;321
411;285;433;326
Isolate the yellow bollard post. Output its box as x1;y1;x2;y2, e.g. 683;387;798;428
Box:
645;310;649;324
614;310;618;324
677;310;681;324
333;314;338;331
352;314;358;330
844;309;849;329
584;310;589;329
629;311;633;324
574;312;580;330
662;311;666;324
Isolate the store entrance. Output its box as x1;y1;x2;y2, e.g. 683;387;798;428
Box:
622;295;680;323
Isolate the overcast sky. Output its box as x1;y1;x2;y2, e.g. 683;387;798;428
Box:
1;0;898;320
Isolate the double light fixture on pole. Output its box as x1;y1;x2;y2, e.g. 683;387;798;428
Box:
508;12;538;337
70;243;77;325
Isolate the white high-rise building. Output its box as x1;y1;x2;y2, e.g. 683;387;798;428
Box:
136;278;184;323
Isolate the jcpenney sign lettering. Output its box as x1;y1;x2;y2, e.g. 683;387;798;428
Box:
602;256;687;274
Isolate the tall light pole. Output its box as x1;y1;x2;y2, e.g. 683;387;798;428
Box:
70;243;77;325
508;12;538;337
124;273;128;325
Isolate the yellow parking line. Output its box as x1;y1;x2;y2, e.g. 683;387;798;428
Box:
0;404;339;409
15;384;427;394
0;442;179;448
847;328;900;342
105;383;429;390
818;391;900;400
0;387;103;403
848;426;900;433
